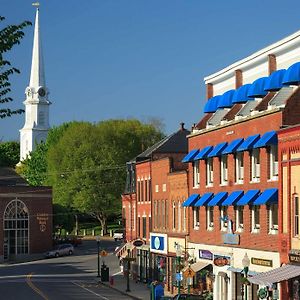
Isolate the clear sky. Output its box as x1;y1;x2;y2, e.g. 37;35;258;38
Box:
2;0;300;141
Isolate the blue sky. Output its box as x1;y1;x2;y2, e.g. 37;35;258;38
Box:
2;0;300;140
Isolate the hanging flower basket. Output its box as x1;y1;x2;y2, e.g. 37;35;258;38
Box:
241;277;250;285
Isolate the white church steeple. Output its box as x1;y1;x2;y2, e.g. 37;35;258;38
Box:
20;4;51;162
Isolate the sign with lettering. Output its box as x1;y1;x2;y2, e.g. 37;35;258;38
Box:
289;253;300;264
150;233;167;254
222;233;240;245
199;250;213;260
251;257;273;267
213;255;230;267
36;213;49;232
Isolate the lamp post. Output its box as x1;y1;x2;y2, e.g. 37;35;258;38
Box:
125;249;131;292
175;243;182;296
96;235;101;278
242;253;250;300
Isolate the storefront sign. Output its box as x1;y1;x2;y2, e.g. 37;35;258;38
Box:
150;233;167;254
222;233;240;245
251;257;273;267
36;213;48;232
289;250;300;264
257;287;269;299
199;250;213;260
133;239;144;247
213;255;230;267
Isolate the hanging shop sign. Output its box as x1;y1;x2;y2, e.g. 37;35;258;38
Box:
213;255;230;267
183;267;196;278
222;233;240;245
199;250;213;260
251;257;273;268
289;249;300;264
257;287;269;299
133;239;144;247
150;233;167;254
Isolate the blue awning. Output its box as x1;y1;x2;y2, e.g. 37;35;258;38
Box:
253;131;277;148
182;194;200;207
217;90;235;108
222;191;244;206
232;84;254;103
194;145;213;160
182;149;200;163
222;138;244;155
282;62;300;85
236;134;260;152
207;142;227;157
204;96;221;113
236;190;260;206
207;192;228;206
247;77;268;98
264;69;286;91
194;192;214;207
253;188;278;205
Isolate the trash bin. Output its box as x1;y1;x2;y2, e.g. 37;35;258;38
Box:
101;264;109;282
150;282;164;300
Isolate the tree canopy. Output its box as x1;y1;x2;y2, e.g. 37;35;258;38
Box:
0;141;19;167
0;16;31;118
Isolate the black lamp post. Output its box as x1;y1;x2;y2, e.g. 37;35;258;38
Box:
96;235;100;278
242;253;250;300
126;249;131;292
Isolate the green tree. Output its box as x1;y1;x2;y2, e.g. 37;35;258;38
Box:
0;16;31;118
0;141;19;166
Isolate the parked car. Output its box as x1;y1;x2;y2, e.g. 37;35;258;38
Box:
66;236;82;247
113;230;123;241
45;243;74;258
161;294;205;300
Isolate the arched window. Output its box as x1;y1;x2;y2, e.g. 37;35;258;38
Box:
4;199;29;255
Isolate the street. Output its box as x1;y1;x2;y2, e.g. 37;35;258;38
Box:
0;238;132;300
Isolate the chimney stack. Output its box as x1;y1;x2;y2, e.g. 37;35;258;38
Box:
180;122;185;131
206;83;213;100
268;54;277;75
235;69;243;89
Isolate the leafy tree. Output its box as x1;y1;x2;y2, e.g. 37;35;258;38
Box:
0;16;31;118
0;141;19;166
53;203;74;234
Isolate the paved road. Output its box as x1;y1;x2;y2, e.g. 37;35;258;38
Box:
0;238;131;300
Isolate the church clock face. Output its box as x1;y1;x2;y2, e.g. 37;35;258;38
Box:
38;87;46;97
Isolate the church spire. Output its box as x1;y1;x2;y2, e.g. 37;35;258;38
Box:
29;5;45;88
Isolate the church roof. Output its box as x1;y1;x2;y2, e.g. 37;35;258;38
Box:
0;168;28;186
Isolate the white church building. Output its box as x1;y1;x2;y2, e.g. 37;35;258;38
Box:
20;6;51;161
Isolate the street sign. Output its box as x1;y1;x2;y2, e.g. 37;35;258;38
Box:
100;250;108;257
175;272;183;281
183;267;196;278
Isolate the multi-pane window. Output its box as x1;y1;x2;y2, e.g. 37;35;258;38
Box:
138;216;141;237
162;200;165;229
141;181;144;202
235;152;244;183
268;204;278;234
294;196;299;237
269;145;279;180
251;149;260;182
178;201;181;231
133;205;136;230
137;180;141;202
142;217;146;238
183;207;187;232
220;155;228;185
206;158;214;186
172;201;176;230
145;179;148;202
235;206;244;232
251;206;260;233
193;207;200;229
220;206;228;231
193;161;200;188
207;207;214;230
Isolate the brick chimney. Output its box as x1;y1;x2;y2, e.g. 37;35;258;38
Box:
180;122;185;131
268;54;277;75
206;83;213;99
235;69;243;89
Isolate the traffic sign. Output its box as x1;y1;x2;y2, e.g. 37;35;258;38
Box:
183;267;196;278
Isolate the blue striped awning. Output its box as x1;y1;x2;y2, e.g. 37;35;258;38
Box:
282;62;300;85
222;138;244;155
204;96;221;113
207;142;227;157
182;194;200;207
253;131;277;148
194;193;214;207
236;190;260;206
264;69;286;91
207;192;228;206
182;149;200;163
194;146;213;160
217;90;235;108
253;188;278;205
247;77;268;98
221;191;244;206
237;134;260;152
232;84;253;103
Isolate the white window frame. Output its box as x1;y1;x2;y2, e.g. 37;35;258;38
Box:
235;206;244;232
235;152;244;184
193;207;200;229
172;201;176;230
207;207;214;230
183;206;187;232
220;155;228;185
269;145;278;181
162;183;167;192
251;149;260;182
155;184;159;193
251;206;260;233
294;195;299;237
206;158;213;187
268;204;278;234
193;161;200;188
220;206;228;231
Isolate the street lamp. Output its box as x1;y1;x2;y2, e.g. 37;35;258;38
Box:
242;253;250;300
175;243;182;296
96;235;101;278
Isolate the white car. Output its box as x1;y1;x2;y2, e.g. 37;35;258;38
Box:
113;230;123;241
45;243;74;258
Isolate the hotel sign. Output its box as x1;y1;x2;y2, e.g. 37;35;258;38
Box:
289;250;300;264
251;257;273;267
